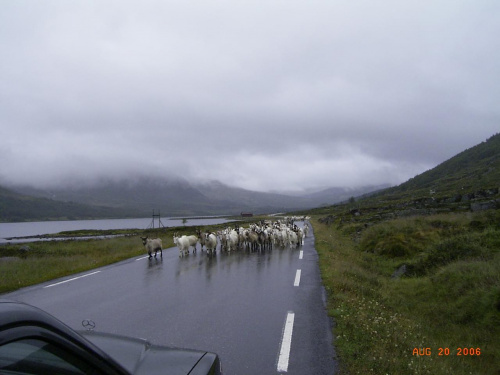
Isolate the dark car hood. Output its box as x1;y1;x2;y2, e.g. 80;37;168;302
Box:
81;331;219;375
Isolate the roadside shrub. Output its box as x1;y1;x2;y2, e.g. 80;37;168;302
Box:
371;234;409;257
430;235;487;262
408;233;491;276
479;227;500;250
429;258;500;326
359;221;434;258
483;210;500;229
314;211;500;374
480;286;500;327
469;219;486;231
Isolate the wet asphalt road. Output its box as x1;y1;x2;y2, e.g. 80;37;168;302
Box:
3;225;337;375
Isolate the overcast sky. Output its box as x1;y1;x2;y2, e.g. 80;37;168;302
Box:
1;1;499;193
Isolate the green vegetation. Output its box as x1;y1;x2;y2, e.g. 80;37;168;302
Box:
300;133;500;374
312;210;500;374
0;186;136;222
0;235;147;293
382;133;500;200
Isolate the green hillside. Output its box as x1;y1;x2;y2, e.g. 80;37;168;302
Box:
384;133;500;199
308;134;500;374
309;133;500;222
0;186;134;222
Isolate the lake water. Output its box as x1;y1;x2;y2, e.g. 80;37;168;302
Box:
0;217;234;244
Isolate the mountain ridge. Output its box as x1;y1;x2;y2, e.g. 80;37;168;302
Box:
0;177;386;222
3;133;498;222
377;133;500;201
309;133;500;221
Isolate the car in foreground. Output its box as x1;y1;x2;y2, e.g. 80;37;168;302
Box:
0;300;222;374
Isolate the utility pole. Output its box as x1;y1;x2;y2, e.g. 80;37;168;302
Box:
147;209;165;229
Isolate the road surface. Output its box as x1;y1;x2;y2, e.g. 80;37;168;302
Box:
3;224;337;374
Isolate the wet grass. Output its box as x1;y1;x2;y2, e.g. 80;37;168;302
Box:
0;236;149;293
313;211;500;374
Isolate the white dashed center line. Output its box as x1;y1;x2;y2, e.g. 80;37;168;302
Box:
277;311;295;372
294;269;302;287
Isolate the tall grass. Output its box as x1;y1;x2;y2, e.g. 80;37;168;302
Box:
313;211;500;374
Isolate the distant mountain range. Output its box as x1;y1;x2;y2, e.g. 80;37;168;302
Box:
0;185;135;223
0;176;388;222
3;133;498;223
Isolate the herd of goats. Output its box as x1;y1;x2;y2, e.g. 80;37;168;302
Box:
140;216;311;258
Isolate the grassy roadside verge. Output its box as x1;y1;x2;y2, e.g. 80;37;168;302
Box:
0;235;150;293
312;211;500;374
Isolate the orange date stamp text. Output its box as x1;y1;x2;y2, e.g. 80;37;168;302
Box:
412;347;481;356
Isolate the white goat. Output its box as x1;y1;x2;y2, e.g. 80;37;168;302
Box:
238;227;249;249
227;229;239;252
205;233;217;255
303;223;310;237
218;230;228;252
141;237;162;258
296;227;304;245
173;233;191;257
185;235;199;253
288;230;298;248
279;228;289;247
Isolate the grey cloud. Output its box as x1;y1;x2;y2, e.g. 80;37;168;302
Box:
1;0;499;193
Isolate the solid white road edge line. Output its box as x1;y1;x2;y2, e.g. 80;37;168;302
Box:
294;269;302;287
299;250;303;259
135;255;150;261
44;271;101;288
277;311;295;372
